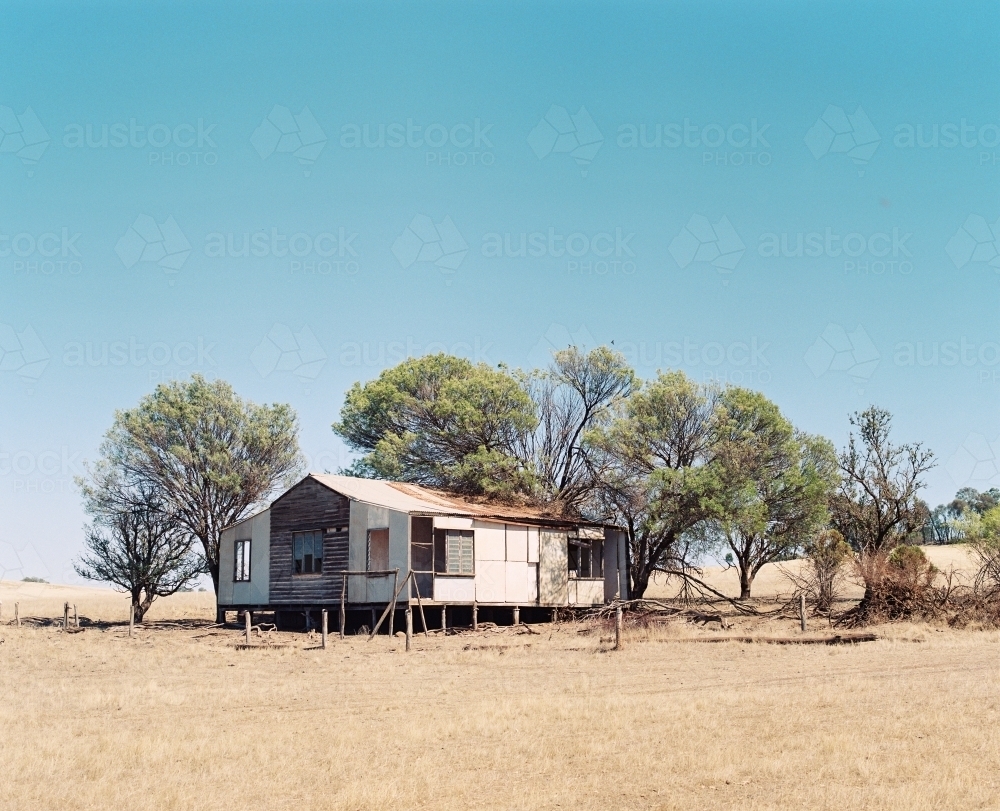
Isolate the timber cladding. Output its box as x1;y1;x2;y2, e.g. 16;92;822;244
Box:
269;477;351;604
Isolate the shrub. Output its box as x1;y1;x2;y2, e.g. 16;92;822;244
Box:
804;529;851;612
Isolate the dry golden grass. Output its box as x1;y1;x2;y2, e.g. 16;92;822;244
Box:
2;548;999;811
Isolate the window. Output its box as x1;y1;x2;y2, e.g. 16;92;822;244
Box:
293;530;324;574
234;539;251;581
367;528;390;571
568;538;602;578
445;530;474;575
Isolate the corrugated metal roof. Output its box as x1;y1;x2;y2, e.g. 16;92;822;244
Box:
308;473;604;527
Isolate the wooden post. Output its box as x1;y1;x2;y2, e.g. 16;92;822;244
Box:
370;607;376;632
74;604;78;628
551;607;558;624
322;609;328;649
411;573;429;637
339;575;346;640
799;593;807;632
405;608;412;652
513;606;520;626
244;610;252;644
368;571;410;640
389;569;398;636
63;602;69;630
441;604;447;632
128;602;134;637
614;605;623;650
15;602;20;627
472;602;478;631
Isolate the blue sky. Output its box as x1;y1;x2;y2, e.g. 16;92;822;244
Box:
2;1;999;583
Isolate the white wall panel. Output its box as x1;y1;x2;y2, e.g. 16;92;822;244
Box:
476;560;506;602
505;524;528;561
434;576;475;602
474;520;506;561
505;561;530;603
433;516;474;530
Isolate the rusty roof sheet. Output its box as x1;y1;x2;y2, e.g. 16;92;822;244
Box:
308;473;604;527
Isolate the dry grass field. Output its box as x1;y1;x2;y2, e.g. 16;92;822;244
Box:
3;547;999;811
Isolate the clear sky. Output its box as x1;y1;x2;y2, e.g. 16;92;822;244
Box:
2;0;999;583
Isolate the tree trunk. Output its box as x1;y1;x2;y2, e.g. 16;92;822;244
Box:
630;566;650;600
739;567;753;600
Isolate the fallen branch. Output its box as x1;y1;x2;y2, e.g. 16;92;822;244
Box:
664;633;879;645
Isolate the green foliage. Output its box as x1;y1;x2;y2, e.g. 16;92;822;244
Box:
588;370;727;597
94;375;302;595
333;354;537;498
959;505;1000;593
709;387;838;598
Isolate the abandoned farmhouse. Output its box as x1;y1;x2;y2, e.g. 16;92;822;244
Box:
218;474;629;630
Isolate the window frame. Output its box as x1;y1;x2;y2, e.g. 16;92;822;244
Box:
367;527;390;572
292;529;325;575
444;529;475;576
234;539;251;582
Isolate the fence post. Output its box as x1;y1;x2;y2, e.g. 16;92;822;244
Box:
472;602;478;631
322;609;328;649
15;602;20;627
441;604;447;632
74;604;78;628
340;575;346;640
615;605;623;650
244;610;252;644
799;593;807;632
405;608;412;652
63;602;69;630
552;608;558;624
412;574;429;637
388;570;398;636
128;602;134;637
513;606;520;626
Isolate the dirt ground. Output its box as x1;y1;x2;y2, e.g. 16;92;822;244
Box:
2;546;998;811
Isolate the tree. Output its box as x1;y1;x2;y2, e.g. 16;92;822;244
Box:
829;406;935;607
520;346;635;510
75;466;203;621
711;387;838;599
957;505;1000;594
333;354;537;498
101;375;302;609
333;347;634;510
588;370;726;599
